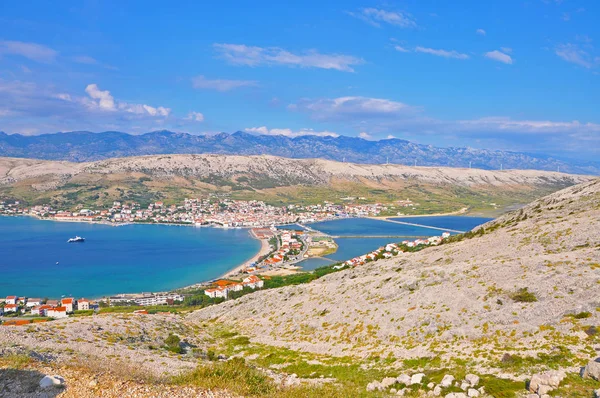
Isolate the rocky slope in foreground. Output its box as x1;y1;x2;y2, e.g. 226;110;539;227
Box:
192;178;600;370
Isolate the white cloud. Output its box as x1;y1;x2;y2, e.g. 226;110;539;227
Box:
349;8;416;28
387;134;396;139
501;47;513;54
85;83;170;116
358;132;372;139
186;111;205;122
555;43;594;68
456;116;600;134
476;29;486;36
54;93;72;101
85;84;115;110
291;96;412;121
484;50;513;64
192;75;258;92
213;43;363;72
0;40;58;63
244;126;338;138
72;55;98;65
394;45;410;53
415;46;469;59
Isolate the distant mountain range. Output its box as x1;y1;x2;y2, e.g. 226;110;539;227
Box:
0;130;598;175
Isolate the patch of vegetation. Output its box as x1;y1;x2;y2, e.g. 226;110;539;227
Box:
173;357;275;396
164;334;184;354
566;311;592;319
510;288;538;303
479;375;524;398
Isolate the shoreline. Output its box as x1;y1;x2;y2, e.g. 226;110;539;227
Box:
220;232;271;280
0;215;275;299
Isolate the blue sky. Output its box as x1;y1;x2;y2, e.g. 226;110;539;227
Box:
0;0;598;159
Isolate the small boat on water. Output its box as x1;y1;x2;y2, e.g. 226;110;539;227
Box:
67;236;85;243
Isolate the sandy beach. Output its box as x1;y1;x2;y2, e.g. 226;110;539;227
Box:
220;234;272;279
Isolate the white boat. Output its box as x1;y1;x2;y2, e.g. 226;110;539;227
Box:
67;236;85;243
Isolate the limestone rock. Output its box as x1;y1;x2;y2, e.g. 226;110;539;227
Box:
39;375;65;389
397;374;411;385
528;370;566;394
411;373;425;385
441;374;455;387
367;381;381;392
427;382;435;389
465;374;479;387
433;385;442;396
381;377;397;388
583;358;600;381
467;388;479;397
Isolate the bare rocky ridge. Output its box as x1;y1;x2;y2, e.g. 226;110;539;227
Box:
191;178;600;370
0;154;592;189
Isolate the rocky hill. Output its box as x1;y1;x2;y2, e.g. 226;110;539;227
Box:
191;177;600;373
1;130;598;175
2;178;600;397
0;154;592;212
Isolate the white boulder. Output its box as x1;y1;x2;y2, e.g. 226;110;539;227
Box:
397;374;411;385
583;358;600;381
441;374;455;387
411;373;425;385
39;375;65;389
465;374;479;387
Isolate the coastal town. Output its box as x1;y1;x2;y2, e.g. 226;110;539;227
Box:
0;196;403;227
0;229;453;326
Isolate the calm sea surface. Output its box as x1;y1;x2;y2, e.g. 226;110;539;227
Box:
298;216;492;270
0;217;259;298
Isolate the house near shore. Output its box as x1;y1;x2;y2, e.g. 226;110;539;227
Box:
47;306;68;319
26;298;41;308
5;296;17;305
242;275;264;289
32;304;52;316
204;285;230;299
61;298;75;313
4;304;17;313
77;298;90;311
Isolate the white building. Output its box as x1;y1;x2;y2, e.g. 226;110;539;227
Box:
204;286;229;299
61;298;75;313
47;307;68;319
242;275;264;289
77;299;90;311
4;304;18;313
26;298;41;308
5;296;16;305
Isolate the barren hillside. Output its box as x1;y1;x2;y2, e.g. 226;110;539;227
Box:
192;178;600;370
0;155;593;213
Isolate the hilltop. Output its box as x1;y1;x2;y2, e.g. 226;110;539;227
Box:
0;154;593;213
1;130;598;175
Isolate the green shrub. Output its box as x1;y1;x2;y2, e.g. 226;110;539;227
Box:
510;288;537;303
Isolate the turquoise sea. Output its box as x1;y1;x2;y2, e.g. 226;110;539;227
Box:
298;216;492;270
0;216;260;299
